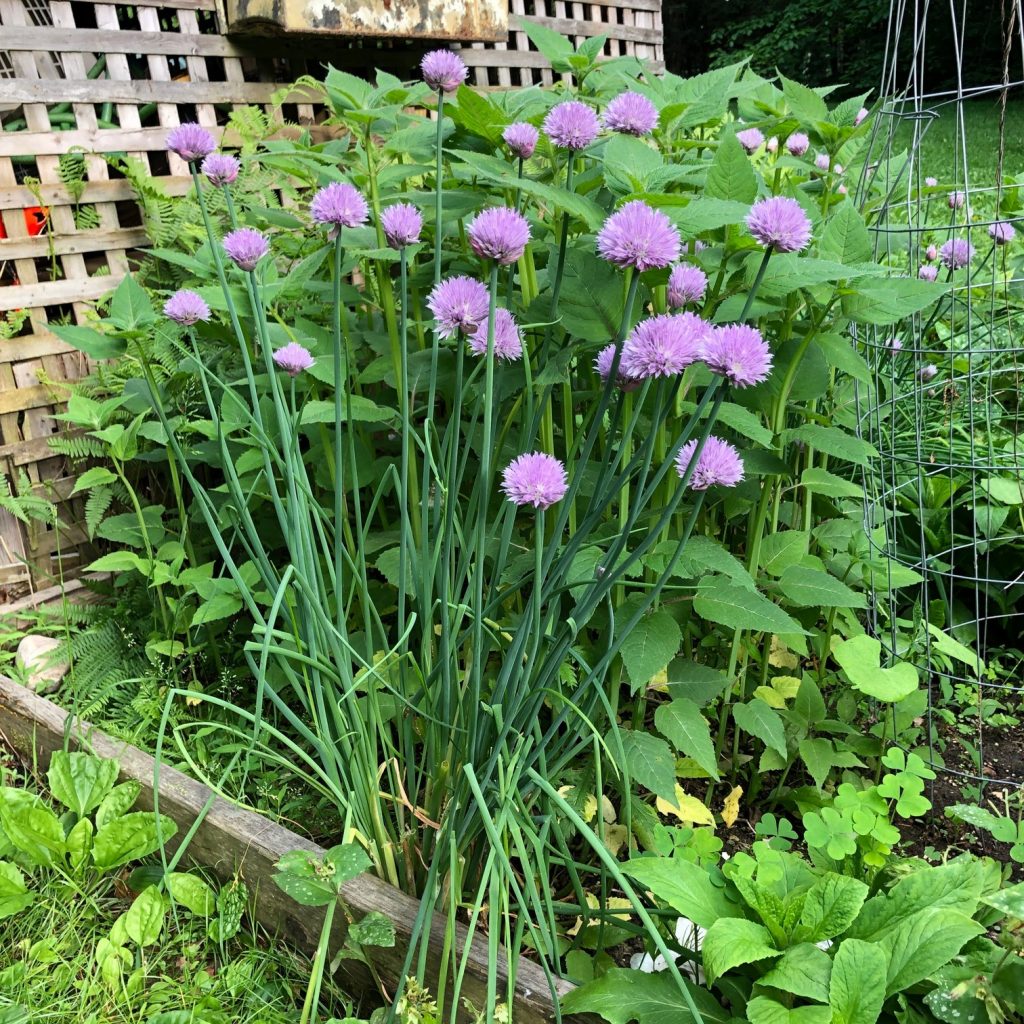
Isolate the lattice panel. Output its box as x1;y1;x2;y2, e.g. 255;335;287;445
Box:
0;0;662;592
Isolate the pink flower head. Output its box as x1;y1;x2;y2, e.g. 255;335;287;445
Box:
925;244;937;261
223;228;269;271
703;323;773;388
925;176;938;188
311;182;369;237
855;107;869;126
544;101;600;151
594;343;641;391
676;436;744;490
786;133;810;156
919;264;938;281
273;342;315;377
467;206;530;265
766;136;779;154
201;153;239;186
989;221;1016;245
834;164;844;175
939;238;974;270
948;190;966;210
621;312;709;379
668;264;708;307
166;122;216;162
604;92;658;136
815;153;831;171
747;196;812;253
380;203;422;248
421;49;468;93
837;184;848;195
597;200;680;272
736;127;764;153
468;307;523;361
163;289;210;326
919;363;938;383
427;275;490;338
502;452;568;509
503;122;539;160
889;338;903;352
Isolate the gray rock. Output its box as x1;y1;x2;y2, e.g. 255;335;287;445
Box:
16;635;69;694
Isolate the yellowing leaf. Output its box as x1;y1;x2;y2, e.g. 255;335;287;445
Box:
721;785;743;827
656;785;716;826
601;823;629;857
600;795;617;824
567;892;632;935
769;635;800;669
753;685;787;709
648;667;669;693
772;675;802;699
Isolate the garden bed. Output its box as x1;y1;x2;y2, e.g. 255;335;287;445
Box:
0;674;585;1024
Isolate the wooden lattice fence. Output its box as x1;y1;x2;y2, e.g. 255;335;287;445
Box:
0;0;663;592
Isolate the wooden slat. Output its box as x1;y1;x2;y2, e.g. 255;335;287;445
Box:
0;225;148;260
0;78;322;105
0;384;63;416
0;335;80;364
66;0;217;8
0;175;192;210
522;13;660;42
0;275;120;313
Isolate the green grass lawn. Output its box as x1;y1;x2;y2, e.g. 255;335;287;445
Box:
889;96;1024;185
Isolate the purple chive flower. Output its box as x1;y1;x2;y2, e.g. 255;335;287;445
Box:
467;206;530;265
747;196;813;253
166;122;216;162
421;49;468;93
621;313;709;379
925;176;938;188
427;275;490;338
597;200;680;272
989;221;1016;245
939;238;974;270
201;153;239;186
787;133;810;156
501;452;568;509
603;92;658;136
855;107;869;126
919;363;938;383
815;153;831;171
889;338;903;351
273;342;315;377
736;127;764;153
544;100;600;151
703;323;773;388
503;122;539;160
223;228;269;271
948;191;966;210
837;184;848;195
310;182;369;238
163;289;210;326
594;343;641;391
676;436;745;490
925;244;937;261
919;264;939;281
668;264;708;307
766;136;779;154
468;308;523;361
380;203;422;248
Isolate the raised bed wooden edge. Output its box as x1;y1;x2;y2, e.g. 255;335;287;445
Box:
0;675;591;1024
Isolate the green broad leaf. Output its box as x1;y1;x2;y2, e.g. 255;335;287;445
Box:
879;908;985;996
654;196;752;235
732;699;788;759
47;751;119;817
300;396;396;425
982;881;1024;919
820;204;873;264
666;660;732;706
0;861;35;921
66;817;93;873
168;873;217;916
654;698;721;781
514;16;574;69
832;635;918;702
348;910;396;947
70;466;118;494
625;857;739;929
746;997;830;1024
50;324;127;360
191;592;243;626
705;132;757;203
620;610;682;690
374;549;416;596
757;943;832;1003
675;536;755;588
0;789;65;867
746;254;877;297
701;918;779;985
694;577;808;635
86;550;150;575
92;812;177;871
108;274;156;331
777;566;866;609
678;397;774;448
96;781;141;829
781;74;829;121
801;468;863;499
783;425;877;467
615;730;676;801
842;277;945;325
273;850;338;907
926;623;983;674
561;966;731;1024
798;738;844;791
324;843;372;884
813;333;871;385
559;246;626;342
793;874;869;943
828;938;887;1024
980;475;1024;504
124;885;166;946
604;134;663;193
759;531;809;577
452;84;508;144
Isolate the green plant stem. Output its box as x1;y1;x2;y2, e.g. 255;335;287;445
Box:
433;88;445;285
332;233;346;632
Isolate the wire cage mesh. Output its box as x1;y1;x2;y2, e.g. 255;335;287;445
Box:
859;0;1024;796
